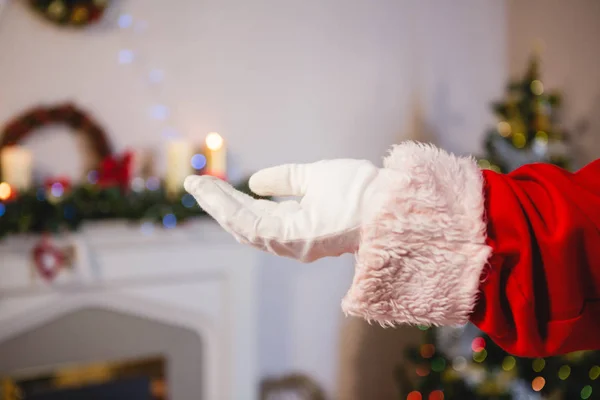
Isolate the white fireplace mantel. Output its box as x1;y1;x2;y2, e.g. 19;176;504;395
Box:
0;220;262;400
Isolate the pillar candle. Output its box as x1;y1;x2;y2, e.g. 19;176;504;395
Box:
204;132;227;180
165;140;192;196
1;145;33;191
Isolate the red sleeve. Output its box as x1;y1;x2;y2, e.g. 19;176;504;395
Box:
470;160;600;357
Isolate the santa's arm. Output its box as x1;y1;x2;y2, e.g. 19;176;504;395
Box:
342;143;600;357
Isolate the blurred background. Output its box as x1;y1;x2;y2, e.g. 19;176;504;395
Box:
0;0;599;399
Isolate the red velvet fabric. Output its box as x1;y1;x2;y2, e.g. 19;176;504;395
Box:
470;160;600;357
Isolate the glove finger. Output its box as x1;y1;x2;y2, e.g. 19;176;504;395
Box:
184;175;259;241
249;163;313;197
210;178;279;215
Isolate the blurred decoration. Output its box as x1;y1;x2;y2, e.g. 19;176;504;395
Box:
0;102;113;178
260;373;325;400
32;234;76;281
28;0;108;27
398;53;597;400
477;51;571;173
0;104;264;239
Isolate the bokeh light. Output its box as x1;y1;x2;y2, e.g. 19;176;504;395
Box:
429;390;444;400
162;214;177;229
0;203;5;217
431;358;446;373
473;349;487;363
589;366;600;380
531;79;544;95
532;358;546;372
0;182;12;201
502;356;516;371
471;337;486;352
205;132;224;151
532;376;545;392
407;391;422;400
581;385;592;399
50;182;64;197
497;121;512;137
452;356;467;372
118;49;135;64
146;177;160;191
181;193;196;208
420;344;435;359
191;154;207;170
558;365;571;380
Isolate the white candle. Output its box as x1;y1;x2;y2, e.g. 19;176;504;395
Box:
1;145;33;191
165;140;192;196
204;132;227;179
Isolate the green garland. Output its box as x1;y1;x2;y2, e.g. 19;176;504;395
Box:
0;179;262;239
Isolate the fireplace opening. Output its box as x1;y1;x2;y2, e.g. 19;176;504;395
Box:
1;356;166;400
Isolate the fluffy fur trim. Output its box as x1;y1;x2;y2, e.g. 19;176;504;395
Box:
341;142;492;326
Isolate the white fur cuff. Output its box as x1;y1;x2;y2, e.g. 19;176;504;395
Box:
341;142;492;326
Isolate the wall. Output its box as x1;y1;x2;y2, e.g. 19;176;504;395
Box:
507;0;600;166
0;0;507;397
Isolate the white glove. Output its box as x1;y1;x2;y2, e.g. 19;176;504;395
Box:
184;159;386;262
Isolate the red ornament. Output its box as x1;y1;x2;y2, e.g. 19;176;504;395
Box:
32;236;67;281
97;151;133;190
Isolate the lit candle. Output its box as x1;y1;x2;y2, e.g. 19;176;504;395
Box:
1;145;33;191
204;132;227;180
165;140;192;196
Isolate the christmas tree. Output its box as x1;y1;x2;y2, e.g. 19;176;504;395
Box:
397;54;600;400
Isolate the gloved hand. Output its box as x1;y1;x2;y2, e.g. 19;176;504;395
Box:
184;159;386;262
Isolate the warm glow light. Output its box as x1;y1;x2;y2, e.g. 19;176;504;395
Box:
471;337;486;352
532;376;545;392
531;80;544;95
407;391;422;400
420;344;435;358
429;390;444;400
473;349;487;363
497;121;512;137
205;132;224;151
0;182;12;201
512;132;526;148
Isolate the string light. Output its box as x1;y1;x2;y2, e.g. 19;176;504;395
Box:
512;132;526;148
162;213;177;229
502;356;516;371
0;182;11;201
146;177;160;191
118;49;135;64
532;358;545;372
452;356;467;372
531;80;544;95
191;154;207;170
50;182;64;198
431;357;446;372
497;121;512;137
473;349;487;363
428;390;444;400
118;14;133;29
558;365;571;380
581;385;593;399
420;344;435;359
589;366;600;380
532;376;545;391
471;337;486;352
406;391;422;400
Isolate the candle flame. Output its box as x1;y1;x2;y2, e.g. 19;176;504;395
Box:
0;182;12;201
205;132;224;151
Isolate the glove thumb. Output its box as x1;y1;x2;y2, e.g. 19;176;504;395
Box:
249;163;311;197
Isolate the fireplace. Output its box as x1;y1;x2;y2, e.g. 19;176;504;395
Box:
2;355;166;400
0;221;261;400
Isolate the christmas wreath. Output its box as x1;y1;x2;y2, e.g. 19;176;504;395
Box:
0;103;261;239
28;0;109;27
